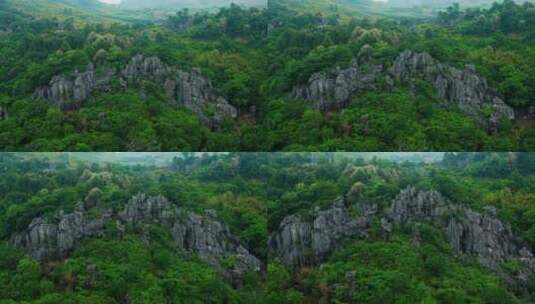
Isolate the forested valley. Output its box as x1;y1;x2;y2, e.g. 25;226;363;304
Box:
0;152;534;303
0;0;534;151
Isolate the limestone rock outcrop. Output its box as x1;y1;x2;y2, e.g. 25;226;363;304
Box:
10;209;111;262
292;49;515;131
34;63;97;111
387;186;535;293
292;61;384;111
268;197;371;270
10;193;260;284
34;55;237;129
119;194;261;284
269;186;534;293
390;50;514;131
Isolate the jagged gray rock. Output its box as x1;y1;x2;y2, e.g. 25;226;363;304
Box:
119;193;261;284
387;186;535;293
390;50;514;131
10;193;260;284
268;197;370;269
292;49;515;131
10;209;111;261
34;64;97;111
34;55;237;129
269;186;535;294
292;60;384;111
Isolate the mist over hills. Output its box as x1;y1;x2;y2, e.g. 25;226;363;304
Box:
118;0;267;10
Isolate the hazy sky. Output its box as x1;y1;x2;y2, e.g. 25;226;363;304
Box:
97;0;121;4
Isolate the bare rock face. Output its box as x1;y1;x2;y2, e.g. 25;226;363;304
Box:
390;50;515;132
268;197;371;270
118;194;261;284
165;70;238;129
10;210;110;261
292;61;384;111
35;64;97;111
269;186;534;293
387;186;535;294
121;54;238;129
292;49;515;131
34;55;237;129
121;54;171;81
10;193;260;284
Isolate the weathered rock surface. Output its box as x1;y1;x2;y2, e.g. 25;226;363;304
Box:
387;186;535;293
292;49;515;131
34;55;237;129
390;50;514;131
268;197;371;270
10;209;111;262
269;186;534;293
10;193;260;284
292;60;384;111
35;64;97;111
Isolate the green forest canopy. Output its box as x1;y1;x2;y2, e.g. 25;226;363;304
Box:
0;152;534;303
0;0;533;151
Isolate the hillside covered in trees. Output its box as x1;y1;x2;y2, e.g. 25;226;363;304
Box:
0;0;533;151
0;152;534;303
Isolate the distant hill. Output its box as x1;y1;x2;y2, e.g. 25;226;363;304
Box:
120;0;267;10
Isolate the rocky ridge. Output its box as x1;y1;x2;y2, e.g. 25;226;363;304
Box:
34;55;237;129
10;193;261;284
292;49;515;131
269;186;535;293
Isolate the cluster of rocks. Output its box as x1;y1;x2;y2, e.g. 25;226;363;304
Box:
10;193;261;284
292;49;515;131
269;185;535;293
34;55;237;129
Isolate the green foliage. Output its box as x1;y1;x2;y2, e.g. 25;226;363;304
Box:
0;153;534;303
0;0;533;151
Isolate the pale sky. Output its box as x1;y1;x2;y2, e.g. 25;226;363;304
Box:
98;0;121;4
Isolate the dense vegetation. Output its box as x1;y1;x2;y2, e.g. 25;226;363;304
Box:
0;152;534;303
0;0;533;151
